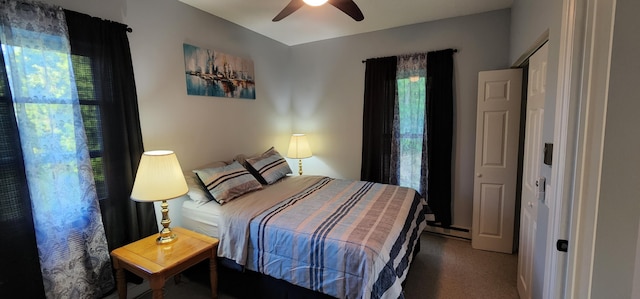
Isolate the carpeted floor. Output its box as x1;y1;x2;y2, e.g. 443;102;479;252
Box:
108;232;519;299
403;233;519;299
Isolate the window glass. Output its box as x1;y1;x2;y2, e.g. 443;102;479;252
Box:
71;55;107;199
396;76;426;192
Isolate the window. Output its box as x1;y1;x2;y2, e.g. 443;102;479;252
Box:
362;50;454;225
1;6;150;296
395;53;427;193
1;44;107;200
0;53;24;222
0;6;115;294
2;42;91;205
396;75;426;193
71;55;107;199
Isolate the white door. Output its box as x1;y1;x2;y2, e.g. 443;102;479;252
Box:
472;68;522;253
517;42;548;299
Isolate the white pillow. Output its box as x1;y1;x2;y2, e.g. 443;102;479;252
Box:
184;172;213;204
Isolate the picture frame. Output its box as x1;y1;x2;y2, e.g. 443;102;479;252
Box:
183;43;256;99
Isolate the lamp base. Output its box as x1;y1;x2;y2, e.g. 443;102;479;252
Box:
298;159;303;176
156;200;177;244
156;230;177;244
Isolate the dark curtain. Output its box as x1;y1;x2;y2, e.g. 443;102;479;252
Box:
0;43;46;299
65;10;157;252
360;56;397;183
425;49;455;227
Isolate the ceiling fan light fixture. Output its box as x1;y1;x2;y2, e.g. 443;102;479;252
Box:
273;0;363;22
303;0;328;6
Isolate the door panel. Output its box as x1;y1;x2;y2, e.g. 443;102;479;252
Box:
472;68;522;253
482;111;508;167
478;183;504;236
517;42;548;299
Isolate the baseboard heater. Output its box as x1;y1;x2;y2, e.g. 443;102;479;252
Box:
424;222;472;240
427;222;470;232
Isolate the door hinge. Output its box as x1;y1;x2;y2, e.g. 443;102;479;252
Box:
556;239;569;252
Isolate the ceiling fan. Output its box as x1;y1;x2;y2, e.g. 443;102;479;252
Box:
273;0;364;22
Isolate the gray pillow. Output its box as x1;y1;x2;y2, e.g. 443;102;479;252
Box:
245;147;292;185
193;161;262;205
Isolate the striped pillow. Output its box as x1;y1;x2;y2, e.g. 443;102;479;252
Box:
245;147;292;185
184;172;213;204
193;161;262;205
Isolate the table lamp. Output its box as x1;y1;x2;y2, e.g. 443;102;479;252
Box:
130;150;188;244
287;134;312;175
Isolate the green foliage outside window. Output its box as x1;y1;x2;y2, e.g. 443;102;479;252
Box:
396;77;426;192
3;45;107;200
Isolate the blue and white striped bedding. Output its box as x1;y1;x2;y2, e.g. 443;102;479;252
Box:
216;175;426;299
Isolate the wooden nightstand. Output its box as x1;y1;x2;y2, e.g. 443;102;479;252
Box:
111;227;219;299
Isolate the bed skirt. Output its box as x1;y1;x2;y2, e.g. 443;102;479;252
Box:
206;238;422;299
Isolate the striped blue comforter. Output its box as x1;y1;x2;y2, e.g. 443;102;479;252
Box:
217;176;426;299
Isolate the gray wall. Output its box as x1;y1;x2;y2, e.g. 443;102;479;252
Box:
125;0;294;169
48;0;293;171
592;0;640;296
289;9;512;229
43;0;294;226
41;0;511;231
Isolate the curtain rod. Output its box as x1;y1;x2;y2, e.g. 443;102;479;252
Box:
62;8;133;33
361;48;457;63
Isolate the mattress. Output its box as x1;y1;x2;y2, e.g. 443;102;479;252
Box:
181;199;223;238
181;176;288;238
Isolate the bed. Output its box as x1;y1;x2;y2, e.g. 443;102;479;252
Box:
181;148;427;299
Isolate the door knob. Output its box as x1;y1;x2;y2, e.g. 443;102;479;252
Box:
476;173;482;177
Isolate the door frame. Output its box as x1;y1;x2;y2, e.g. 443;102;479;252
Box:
544;0;617;297
511;0;616;297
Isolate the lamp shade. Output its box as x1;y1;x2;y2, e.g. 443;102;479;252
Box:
130;150;188;202
287;134;312;159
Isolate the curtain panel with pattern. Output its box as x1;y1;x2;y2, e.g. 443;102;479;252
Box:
0;2;153;297
0;1;114;297
361;49;455;227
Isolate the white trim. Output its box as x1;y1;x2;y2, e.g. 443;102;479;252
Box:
543;0;583;297
564;0;616;298
633;219;640;299
511;30;549;68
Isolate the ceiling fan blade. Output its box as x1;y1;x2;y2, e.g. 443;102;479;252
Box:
328;0;364;21
273;0;305;22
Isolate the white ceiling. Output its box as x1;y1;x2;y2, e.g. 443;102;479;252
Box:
178;0;513;46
